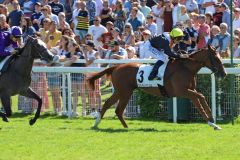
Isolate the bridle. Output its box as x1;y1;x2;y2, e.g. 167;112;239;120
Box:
207;50;218;74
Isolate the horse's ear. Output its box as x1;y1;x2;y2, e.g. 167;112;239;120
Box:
208;44;211;50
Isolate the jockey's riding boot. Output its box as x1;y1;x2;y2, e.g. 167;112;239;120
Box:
148;60;164;80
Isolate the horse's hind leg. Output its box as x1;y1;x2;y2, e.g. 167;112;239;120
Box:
0;96;12;122
21;88;42;126
115;90;133;128
93;92;119;128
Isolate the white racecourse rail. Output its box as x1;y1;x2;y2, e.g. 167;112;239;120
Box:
32;59;240;123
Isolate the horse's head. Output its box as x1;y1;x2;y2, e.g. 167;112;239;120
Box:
26;36;59;63
204;45;227;79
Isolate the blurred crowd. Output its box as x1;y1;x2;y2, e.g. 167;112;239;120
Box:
0;0;240;116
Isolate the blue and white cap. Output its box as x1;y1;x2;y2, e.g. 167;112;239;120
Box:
11;26;23;37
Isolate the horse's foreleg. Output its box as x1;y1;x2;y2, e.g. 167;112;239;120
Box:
0;96;12;122
195;90;214;122
184;89;221;130
183;89;210;121
21;88;42;126
93;92;119;128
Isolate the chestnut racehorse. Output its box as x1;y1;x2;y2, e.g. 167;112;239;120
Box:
88;45;227;130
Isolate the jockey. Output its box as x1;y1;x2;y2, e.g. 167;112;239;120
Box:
0;20;22;62
0;25;23;73
5;26;23;53
148;28;189;80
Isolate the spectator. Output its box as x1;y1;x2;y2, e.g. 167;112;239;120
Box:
95;0;103;16
217;22;230;57
185;19;198;52
39;17;51;41
189;12;200;30
86;0;96;25
186;0;199;13
31;2;42;31
64;38;86;117
105;40;128;59
151;0;164;34
20;16;36;42
207;25;220;48
39;5;59;25
113;0;126;32
212;3;222;26
136;29;152;59
145;14;157;36
100;21;114;49
163;0;173;32
197;14;210;49
234;28;240;39
127;7;142;31
202;0;217;14
126;45;137;59
72;0;81;34
75;1;89;41
100;0;114;27
4;0;14;13
83;40;101;116
178;5;190;23
49;35;70;115
58;12;70;31
122;23;135;46
49;0;64;16
8;0;24;26
111;27;122;43
0;5;9;25
220;3;230;31
88;16;107;47
124;0;132;17
205;12;214;27
140;0;151;18
21;0;34;17
45;20;62;49
64;0;73;24
233;8;240;32
172;0;183;26
131;1;146;24
233;36;240;58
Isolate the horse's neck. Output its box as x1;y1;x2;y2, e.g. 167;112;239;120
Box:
183;52;205;74
14;46;34;76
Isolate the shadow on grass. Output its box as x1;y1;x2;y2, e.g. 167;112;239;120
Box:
91;127;177;133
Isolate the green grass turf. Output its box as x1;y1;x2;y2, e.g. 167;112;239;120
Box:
1;85;240;160
1;111;240;160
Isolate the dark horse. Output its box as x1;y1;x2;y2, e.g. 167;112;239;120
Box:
88;45;227;130
0;36;58;125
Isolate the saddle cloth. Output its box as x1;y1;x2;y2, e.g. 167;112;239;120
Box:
136;60;168;87
0;56;11;72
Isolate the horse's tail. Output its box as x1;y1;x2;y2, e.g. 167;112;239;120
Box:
88;65;117;90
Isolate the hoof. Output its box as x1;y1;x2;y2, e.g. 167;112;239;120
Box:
2;116;9;122
91;126;99;130
29;119;36;126
214;126;222;130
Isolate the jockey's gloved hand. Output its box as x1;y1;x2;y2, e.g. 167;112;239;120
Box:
180;54;189;58
12;49;18;55
177;50;188;55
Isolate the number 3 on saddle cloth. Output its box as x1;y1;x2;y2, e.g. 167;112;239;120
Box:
136;59;169;88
